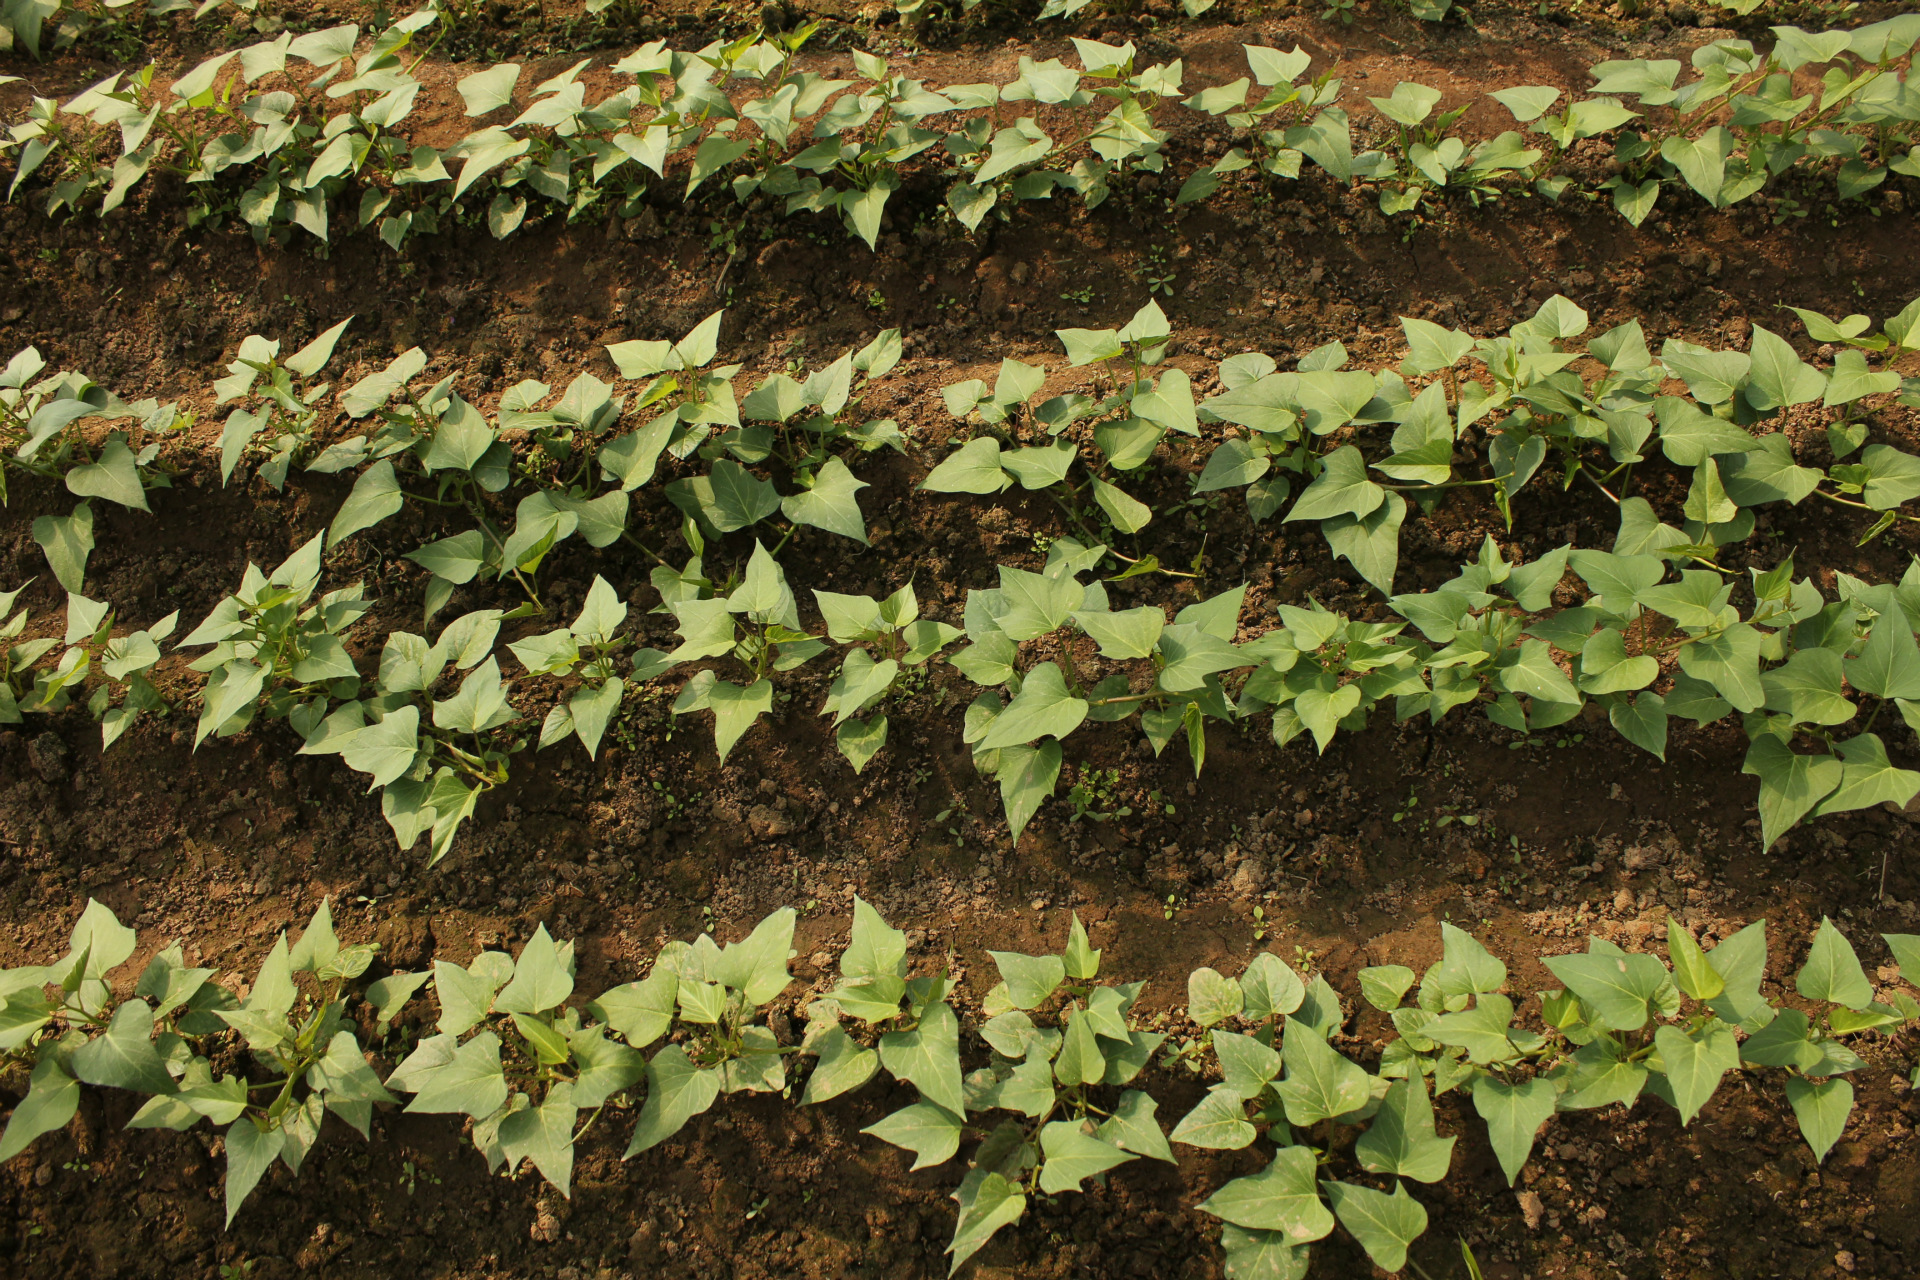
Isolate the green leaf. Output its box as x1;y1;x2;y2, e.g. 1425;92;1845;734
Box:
1424;924;1507;1006
1286;445;1384;522
711;907;797;1006
1199;1145;1334;1240
1638;570;1733;630
1218;1226;1310;1280
1797;917;1873;1011
1721;434;1822;506
1053;1008;1105;1087
1428;994;1520;1064
1097;1089;1174;1164
980;662;1088;749
224;1118;285;1227
1666;919;1724;1001
1156;624;1247;693
947;1170;1027;1275
982;1052;1057;1116
843;895;907;986
782;456;870;543
624;1044;720;1156
1196;438;1271;492
863;1101;963;1171
405;1031;509;1118
1707;920;1772;1029
1655;396;1760;466
880;1000;964;1116
1171;1087;1256;1150
1760;648;1853;725
1741;737;1843;850
1494;639;1579;705
32;502;94;593
1860;444;1920;510
432;657;514;735
1400;316;1475;372
1090;476;1152;533
1652;1023;1738;1125
1275;1017;1370;1125
1356;1074;1455;1183
593;968;679;1049
1844;608;1920;700
1609;691;1668;760
1785;1076;1852;1163
1213;1030;1282;1100
1471;1075;1555;1185
72;999;174;1093
1541;947;1672;1031
328;459;404;545
708;678;773;762
1359;966;1416;1012
987;951;1066;1010
1242;953;1306;1023
498;1082;579;1196
921;437;1009;494
1678;622;1765;712
1076;606;1165;660
496;924;575;1015
1323;1180;1428;1273
0;1059;79;1163
1003;440;1079;490
1037;1120;1136;1193
1560;1053;1643;1113
996;740;1062;846
1813;733;1920;817
66;437;149;511
1884;933;1920;986
1188;967;1245;1028
1322;492;1406;595
801;1026;879;1105
1745;325;1827;410
672;460;782;534
1294;680;1362;754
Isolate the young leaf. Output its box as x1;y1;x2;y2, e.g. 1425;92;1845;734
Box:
1665;919;1724;1001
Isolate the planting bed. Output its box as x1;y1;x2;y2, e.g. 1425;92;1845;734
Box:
3;3;1920;1279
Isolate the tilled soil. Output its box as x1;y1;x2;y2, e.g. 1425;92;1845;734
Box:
4;8;1920;1280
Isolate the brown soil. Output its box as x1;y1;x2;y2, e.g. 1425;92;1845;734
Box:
4;8;1920;1280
